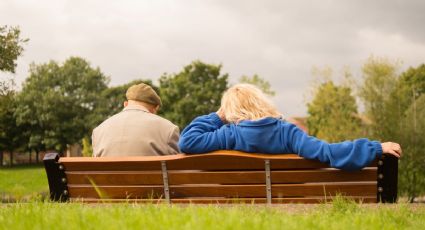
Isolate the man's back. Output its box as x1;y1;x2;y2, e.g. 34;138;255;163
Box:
92;105;180;157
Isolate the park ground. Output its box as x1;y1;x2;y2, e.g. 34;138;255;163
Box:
1;165;425;230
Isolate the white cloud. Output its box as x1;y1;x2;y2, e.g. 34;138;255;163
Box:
1;0;425;116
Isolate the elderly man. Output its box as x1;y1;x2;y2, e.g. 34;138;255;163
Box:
92;83;180;156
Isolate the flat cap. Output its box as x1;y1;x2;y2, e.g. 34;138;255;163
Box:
126;83;162;107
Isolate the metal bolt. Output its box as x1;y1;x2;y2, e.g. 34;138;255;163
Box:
59;165;64;170
63;190;69;195
378;174;384;179
61;178;67;183
378;187;383;193
378;160;383;166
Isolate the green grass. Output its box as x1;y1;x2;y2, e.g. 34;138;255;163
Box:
1;166;424;229
0;200;424;230
0;165;48;200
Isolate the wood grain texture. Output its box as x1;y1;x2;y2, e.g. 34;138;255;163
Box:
68;183;376;199
66;168;377;185
70;196;377;204
57;151;380;203
60;151;343;171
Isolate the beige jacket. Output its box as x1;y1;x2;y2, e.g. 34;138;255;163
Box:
92;105;180;157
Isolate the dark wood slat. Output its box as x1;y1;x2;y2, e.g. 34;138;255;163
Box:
66;168;377;185
68;185;165;199
70;197;377;204
68;183;376;199
59;151;331;171
61;161;162;171
171;183;377;198
66;171;164;185
60;151;377;171
164;155;329;170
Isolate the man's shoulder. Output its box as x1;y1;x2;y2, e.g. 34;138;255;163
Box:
95;110;177;131
95;112;124;128
149;113;178;130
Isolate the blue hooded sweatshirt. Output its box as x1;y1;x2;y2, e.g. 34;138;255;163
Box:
179;113;383;171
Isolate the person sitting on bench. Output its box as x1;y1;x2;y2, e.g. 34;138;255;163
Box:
178;83;401;170
92;83;180;157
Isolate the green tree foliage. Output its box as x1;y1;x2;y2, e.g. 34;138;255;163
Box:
395;64;425;112
159;61;228;129
0;26;28;73
81;136;93;157
398;94;425;202
394;64;425;202
95;79;158;122
359;58;425;201
240;74;275;96
15;57;109;154
0;80;27;165
358;56;399;140
307;81;362;142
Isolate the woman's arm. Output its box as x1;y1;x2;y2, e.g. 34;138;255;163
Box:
286;124;384;170
178;113;226;153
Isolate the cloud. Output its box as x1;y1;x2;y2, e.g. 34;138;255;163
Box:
1;0;424;116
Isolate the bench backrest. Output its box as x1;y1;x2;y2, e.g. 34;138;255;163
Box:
43;151;398;204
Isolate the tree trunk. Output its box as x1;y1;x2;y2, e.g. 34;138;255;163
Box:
10;151;13;166
0;151;3;167
29;151;32;164
36;150;39;164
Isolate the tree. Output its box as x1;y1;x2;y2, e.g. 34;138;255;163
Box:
358;56;399;140
0;80;27;166
15;57;109;154
159;61;229;129
394;64;425;113
398;94;425;202
307;81;362;142
0;25;28;165
240;74;275;96
358;58;425;201
0;25;28;73
393;64;425;202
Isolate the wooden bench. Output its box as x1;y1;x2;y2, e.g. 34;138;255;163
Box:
43;151;398;204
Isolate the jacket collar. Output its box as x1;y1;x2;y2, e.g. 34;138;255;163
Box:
123;104;150;113
237;117;281;127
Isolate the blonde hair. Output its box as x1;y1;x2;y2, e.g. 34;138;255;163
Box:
220;83;282;123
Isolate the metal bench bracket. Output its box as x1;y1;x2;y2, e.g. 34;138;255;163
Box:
265;160;272;204
161;161;171;204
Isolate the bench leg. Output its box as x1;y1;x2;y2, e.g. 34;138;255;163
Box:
43;153;69;202
377;155;398;203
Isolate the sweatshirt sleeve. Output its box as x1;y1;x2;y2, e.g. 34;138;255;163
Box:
179;113;225;154
286;124;383;171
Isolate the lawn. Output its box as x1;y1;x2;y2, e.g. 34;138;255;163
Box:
0;165;48;201
1;165;425;229
0;200;424;230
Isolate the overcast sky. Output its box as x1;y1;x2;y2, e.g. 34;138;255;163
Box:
1;0;425;116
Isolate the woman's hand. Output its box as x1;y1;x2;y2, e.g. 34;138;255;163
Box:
381;142;402;158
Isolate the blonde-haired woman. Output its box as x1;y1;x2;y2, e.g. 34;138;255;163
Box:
179;84;402;170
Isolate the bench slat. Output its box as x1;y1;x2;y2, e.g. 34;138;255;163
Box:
66;168;377;185
60;152;377;171
59;152;334;171
67;183;376;199
70;196;378;204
